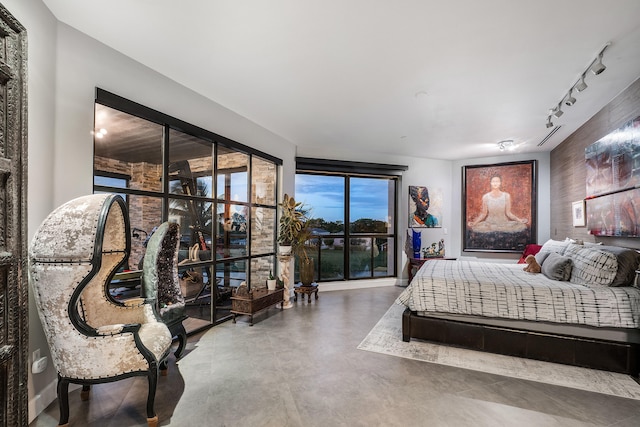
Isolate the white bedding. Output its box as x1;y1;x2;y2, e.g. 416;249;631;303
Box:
396;260;640;328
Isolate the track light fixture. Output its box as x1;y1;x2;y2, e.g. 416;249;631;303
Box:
545;42;610;128
552;102;564;118
546;116;554;128
565;89;576;106
575;74;588;92
591;52;606;75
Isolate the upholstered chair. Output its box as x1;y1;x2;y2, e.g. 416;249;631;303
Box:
29;194;172;427
141;221;188;362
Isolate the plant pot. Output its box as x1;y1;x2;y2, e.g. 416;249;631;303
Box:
266;279;277;290
299;258;315;286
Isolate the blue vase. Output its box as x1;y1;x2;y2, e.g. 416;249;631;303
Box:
412;229;421;259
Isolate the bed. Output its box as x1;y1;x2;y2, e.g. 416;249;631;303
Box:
397;239;640;376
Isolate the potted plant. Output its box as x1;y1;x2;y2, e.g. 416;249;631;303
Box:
266;269;277;290
295;223;315;286
277;193;306;255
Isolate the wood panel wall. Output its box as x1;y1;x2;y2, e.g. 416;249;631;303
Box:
550;77;640;248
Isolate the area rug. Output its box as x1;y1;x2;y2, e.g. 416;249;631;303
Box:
358;303;640;400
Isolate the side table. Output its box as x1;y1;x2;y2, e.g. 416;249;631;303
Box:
293;283;319;303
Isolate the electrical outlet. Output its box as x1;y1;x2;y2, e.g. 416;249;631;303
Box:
32;356;48;374
443;228;448;235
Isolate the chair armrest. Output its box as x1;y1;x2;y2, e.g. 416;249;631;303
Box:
95;323;141;335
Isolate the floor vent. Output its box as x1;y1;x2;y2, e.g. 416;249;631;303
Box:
538;125;562;146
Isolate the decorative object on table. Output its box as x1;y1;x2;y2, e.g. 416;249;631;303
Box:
409;186;442;228
411;229;421;259
463;160;537;252
585;115;640;237
267;269;277;290
404;229;414;258
572;200;586;227
422;239;445;258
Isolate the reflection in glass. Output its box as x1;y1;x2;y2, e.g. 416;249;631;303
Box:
169;197;213;261
349;237;374;279
350;177;394;234
373;238;394;277
250;256;276;287
320;237;344;281
217;146;249;202
252;156;277;205
251;207;276;256
216;203;248;259
128;195;163;270
168;129;213;198
93;104;163;192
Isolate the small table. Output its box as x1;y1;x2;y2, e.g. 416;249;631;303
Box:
294;283;319;303
231;288;284;326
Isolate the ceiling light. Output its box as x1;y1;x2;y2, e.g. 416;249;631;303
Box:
565;90;576;106
575;74;588;92
497;140;514;151
544;43;610;128
591;53;606;75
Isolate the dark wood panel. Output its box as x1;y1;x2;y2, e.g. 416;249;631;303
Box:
551;78;640;248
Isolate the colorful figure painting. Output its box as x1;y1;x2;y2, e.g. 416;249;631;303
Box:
409;186;442;228
463;160;537;252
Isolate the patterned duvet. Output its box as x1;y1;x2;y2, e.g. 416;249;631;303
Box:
396;260;640;328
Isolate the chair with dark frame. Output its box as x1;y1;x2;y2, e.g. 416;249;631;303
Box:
29;194;172;427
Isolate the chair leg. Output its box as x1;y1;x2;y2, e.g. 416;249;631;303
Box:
57;377;70;426
173;322;187;359
146;365;159;423
80;384;91;401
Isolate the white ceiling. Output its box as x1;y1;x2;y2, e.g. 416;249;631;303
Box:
42;0;640;160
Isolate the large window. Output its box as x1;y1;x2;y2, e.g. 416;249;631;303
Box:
93;89;280;332
295;171;398;282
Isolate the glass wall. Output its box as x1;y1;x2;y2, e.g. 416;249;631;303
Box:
93;94;280;333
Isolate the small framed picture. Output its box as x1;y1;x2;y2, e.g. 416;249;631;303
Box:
572;200;586;227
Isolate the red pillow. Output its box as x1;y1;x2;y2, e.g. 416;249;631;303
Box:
517;244;542;264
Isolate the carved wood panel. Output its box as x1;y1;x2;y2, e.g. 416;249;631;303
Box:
0;4;27;427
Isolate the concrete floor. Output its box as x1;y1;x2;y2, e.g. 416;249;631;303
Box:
30;286;640;426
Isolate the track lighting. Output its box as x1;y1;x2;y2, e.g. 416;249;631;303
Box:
544;43;610;128
546;116;554;128
575;74;588;92
552;103;564;118
565;90;576;106
591;53;606;75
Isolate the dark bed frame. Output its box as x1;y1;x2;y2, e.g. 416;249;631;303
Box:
402;308;639;377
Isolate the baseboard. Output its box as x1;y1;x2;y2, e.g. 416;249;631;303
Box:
29;379;79;423
317;277;400;292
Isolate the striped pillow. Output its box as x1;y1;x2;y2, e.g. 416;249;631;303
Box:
539;239;570;255
569;247;618;286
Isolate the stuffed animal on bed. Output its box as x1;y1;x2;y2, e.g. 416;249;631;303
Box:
523;254;541;273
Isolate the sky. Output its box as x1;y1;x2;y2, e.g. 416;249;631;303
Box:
295;174;392;223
